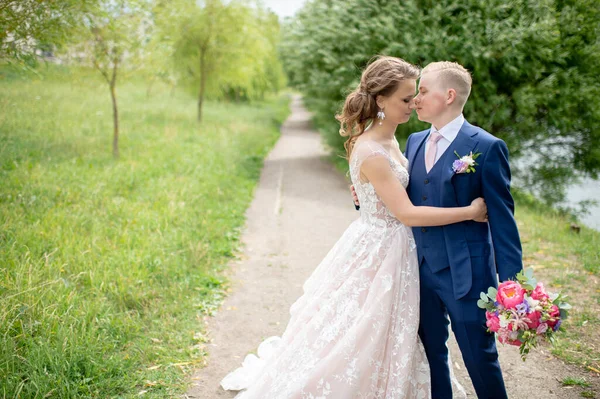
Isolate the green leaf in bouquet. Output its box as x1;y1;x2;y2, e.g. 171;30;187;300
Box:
487;287;498;300
480;292;490;303
519;344;530;361
559;305;570;320
524;267;535;280
559;302;572;310
517;331;541;362
522;283;535;291
555;293;570;303
559;311;569;321
516;270;526;283
517;267;538;288
528;280;537;289
549;292;560;302
516;277;535;290
477;299;487;309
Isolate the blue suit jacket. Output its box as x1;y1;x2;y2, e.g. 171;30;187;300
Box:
405;120;523;299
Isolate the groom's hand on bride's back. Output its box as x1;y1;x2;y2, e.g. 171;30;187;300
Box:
350;185;360;210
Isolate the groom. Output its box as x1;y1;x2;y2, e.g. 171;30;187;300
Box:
354;61;523;398
407;61;522;398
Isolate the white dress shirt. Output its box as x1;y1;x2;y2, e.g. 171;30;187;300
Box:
424;114;465;164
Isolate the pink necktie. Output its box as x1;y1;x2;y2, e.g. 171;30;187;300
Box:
425;131;443;172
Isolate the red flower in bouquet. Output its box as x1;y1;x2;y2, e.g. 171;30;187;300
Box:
546;305;561;330
525;310;542;329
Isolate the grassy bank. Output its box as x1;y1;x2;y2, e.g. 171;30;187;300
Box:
0;66;289;397
513;191;600;377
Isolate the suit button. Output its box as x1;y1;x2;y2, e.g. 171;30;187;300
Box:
421;227;427;232
422;195;427;201
424;179;429;184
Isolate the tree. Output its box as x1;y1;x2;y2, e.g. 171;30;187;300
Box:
73;0;148;158
280;0;600;206
0;0;96;62
155;0;284;121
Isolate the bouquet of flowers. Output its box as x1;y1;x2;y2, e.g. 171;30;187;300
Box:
477;267;571;360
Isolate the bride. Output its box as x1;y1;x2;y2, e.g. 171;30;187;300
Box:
220;56;485;398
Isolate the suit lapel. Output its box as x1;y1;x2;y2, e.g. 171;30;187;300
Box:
440;121;480;205
408;130;430;174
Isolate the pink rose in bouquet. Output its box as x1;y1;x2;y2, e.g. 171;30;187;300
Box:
531;282;549;301
496;281;526;309
485;311;501;332
536;323;548;334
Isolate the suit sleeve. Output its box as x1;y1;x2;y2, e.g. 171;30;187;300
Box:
481;139;523;281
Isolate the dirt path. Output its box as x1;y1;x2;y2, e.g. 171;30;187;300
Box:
186;96;598;398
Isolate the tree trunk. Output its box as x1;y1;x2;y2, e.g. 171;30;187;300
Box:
146;77;155;99
91;45;120;158
197;50;207;122
110;54;120;159
110;83;119;159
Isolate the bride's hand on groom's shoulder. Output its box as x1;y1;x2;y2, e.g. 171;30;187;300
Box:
470;197;488;223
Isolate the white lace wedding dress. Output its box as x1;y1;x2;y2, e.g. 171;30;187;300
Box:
221;140;431;398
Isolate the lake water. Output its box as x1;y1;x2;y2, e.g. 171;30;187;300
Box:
513;155;599;231
565;178;600;230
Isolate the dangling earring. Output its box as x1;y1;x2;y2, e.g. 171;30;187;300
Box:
377;108;386;125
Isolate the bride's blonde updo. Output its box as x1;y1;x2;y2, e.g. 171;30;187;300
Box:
336;56;420;159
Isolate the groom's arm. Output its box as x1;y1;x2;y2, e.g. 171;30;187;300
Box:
481;139;523;282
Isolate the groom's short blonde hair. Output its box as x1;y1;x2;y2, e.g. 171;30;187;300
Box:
422;61;472;109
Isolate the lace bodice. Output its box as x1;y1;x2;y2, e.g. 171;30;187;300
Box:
350;140;410;227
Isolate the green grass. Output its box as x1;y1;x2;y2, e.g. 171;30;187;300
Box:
562;377;592;387
0;65;290;397
514;190;600;275
507;191;600;380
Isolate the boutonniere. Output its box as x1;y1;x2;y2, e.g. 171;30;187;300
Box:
452;151;482;174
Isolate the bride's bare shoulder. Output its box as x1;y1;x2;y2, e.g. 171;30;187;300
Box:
352;138;386;155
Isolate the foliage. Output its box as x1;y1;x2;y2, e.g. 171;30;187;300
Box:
0;0;97;63
280;0;600;205
0;66;290;397
154;0;285;121
75;0;149;73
